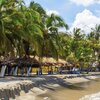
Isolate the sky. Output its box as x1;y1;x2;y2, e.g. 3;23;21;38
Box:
24;0;100;33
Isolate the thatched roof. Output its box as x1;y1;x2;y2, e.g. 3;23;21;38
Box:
14;57;38;64
57;59;67;64
0;56;40;67
42;57;56;63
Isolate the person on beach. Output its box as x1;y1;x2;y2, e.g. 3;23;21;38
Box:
59;67;62;74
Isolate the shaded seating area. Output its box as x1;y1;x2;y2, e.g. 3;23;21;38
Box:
41;62;56;75
0;57;41;77
0;56;83;77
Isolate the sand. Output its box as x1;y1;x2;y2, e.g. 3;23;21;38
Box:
0;73;100;100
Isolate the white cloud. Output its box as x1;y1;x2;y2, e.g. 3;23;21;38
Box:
58;27;67;32
70;0;100;6
70;9;100;33
46;9;59;16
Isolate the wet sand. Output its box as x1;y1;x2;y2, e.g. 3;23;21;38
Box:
36;78;100;100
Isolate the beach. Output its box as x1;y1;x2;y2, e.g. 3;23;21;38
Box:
0;73;100;100
0;0;100;99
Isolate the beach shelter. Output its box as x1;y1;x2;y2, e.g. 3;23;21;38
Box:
0;57;40;77
0;59;15;77
40;57;57;74
13;57;40;76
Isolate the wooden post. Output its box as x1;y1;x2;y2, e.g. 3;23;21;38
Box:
26;67;32;76
0;65;7;77
13;66;18;76
10;67;14;75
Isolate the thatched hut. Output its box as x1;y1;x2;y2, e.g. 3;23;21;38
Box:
0;56;40;77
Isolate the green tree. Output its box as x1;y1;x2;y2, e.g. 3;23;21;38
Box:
41;13;68;60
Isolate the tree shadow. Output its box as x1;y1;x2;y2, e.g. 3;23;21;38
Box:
31;76;85;90
0;75;86;100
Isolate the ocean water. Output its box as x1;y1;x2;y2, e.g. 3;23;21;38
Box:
80;92;100;100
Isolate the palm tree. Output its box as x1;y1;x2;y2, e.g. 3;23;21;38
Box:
41;13;68;60
0;0;68;63
70;28;91;67
0;0;25;58
88;24;100;61
0;0;44;59
58;32;72;59
20;1;46;57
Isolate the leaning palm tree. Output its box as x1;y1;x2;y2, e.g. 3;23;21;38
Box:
0;0;25;58
0;0;69;63
0;0;44;59
20;1;46;58
41;13;68;60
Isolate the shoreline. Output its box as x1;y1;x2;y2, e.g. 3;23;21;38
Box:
0;73;100;100
80;92;100;100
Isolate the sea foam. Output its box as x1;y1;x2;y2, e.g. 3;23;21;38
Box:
80;92;100;100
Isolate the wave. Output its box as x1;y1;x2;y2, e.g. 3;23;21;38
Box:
80;92;100;100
